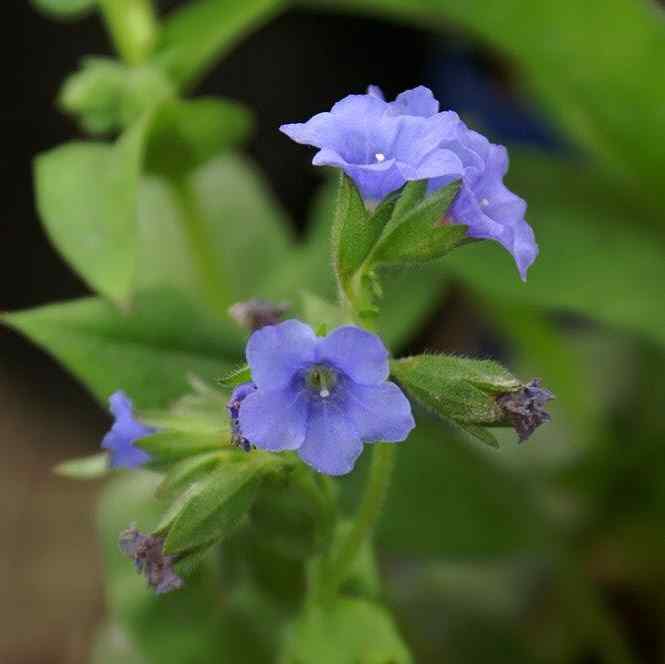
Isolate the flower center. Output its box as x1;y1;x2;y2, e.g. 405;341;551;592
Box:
480;197;490;208
374;152;386;163
305;365;338;398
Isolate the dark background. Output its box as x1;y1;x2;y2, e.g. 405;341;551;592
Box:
2;2;549;662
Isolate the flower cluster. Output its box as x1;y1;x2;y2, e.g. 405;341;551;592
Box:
101;391;153;469
231;320;415;476
281;85;537;280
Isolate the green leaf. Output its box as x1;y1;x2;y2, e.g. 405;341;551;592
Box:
280;597;412;664
331;174;372;297
54;452;109;479
138;430;227;466
387;180;428;233
371;181;466;266
164;459;270;554
31;0;95;18
154;0;286;88
3;289;243;409
34;117;149;306
183;155;294;304
218;364;252;390
144;97;252;177
446;153;665;348
391;355;521;435
156;451;224;498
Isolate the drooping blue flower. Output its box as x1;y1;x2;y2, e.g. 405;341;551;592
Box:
101;391;154;469
280;92;464;202
282;85;538;280
236;320;415;476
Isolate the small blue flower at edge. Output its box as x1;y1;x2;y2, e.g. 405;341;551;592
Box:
101;391;154;469
235;320;416;476
280;85;538;281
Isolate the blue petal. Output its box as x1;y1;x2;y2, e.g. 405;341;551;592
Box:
238;385;308;451
246;319;317;390
367;84;385;100
101;391;152;469
317;326;389;386
389;86;440;117
343;381;415;443
297;399;363;476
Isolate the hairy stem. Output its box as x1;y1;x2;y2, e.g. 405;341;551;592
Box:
323;444;395;602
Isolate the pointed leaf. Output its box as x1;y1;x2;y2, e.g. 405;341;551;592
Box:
54;452;109;479
372;181;465;266
164;460;269;554
34;116;149;306
3;289;243;409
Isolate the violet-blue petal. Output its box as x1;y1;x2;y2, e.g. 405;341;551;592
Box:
367;84;385;100
297;399;363;476
101;391;152;469
317;326;389;386
246;319;317;390
238;385;308;451
343;381;415;443
389;85;440;118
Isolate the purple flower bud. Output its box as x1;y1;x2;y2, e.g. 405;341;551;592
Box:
281;85;538;280
227;382;257;451
235;320;415;476
101;391;154;469
498;378;554;442
119;527;184;594
228;298;289;331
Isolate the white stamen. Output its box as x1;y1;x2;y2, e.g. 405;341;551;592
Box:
320;388;330;398
480;197;490;208
375;152;386;163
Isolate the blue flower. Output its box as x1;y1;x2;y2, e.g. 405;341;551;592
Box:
282;85;538;280
101;391;154;469
236;320;415;476
280;91;464;202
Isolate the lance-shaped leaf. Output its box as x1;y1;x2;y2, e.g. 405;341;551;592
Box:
391;354;522;444
54;452;109;480
163;459;272;554
154;0;285;89
138;430;227;466
371;181;466;266
3;289;242;409
156;451;225;499
31;0;95;18
34;116;149;306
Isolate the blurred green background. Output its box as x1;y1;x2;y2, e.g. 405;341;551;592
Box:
3;0;665;662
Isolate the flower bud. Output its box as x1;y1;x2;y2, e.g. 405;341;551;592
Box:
497;378;554;442
391;355;553;445
119;526;184;594
228;298;289;331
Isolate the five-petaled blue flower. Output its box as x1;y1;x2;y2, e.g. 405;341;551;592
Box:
101;391;154;469
281;85;538;280
235;320;415;476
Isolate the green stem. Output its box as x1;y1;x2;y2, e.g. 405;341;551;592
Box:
324;444;395;601
99;0;158;65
